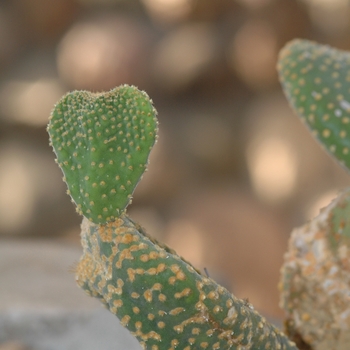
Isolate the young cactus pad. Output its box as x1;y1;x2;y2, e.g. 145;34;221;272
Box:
278;39;350;171
48;85;157;224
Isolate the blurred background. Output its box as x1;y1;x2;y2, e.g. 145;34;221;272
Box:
1;0;350;346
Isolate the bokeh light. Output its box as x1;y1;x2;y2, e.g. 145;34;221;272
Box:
246;137;298;204
57;15;151;91
0;140;65;236
0;78;65;126
141;0;192;25
301;0;350;37
152;23;217;91
228;19;278;90
0;145;35;234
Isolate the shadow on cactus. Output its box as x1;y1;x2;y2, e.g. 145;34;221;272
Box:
48;85;297;349
278;39;350;350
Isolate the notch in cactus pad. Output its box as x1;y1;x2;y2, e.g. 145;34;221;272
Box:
278;39;350;171
48;85;158;224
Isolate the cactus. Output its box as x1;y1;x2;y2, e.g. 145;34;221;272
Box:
76;216;296;350
278;39;350;172
280;188;350;350
48;85;157;224
278;39;350;349
48;85;297;349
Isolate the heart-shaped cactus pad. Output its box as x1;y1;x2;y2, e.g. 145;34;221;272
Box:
278;39;350;171
48;85;158;224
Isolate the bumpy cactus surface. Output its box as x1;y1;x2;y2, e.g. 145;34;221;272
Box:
48;85;297;349
48;85;157;224
280;188;350;350
278;39;350;349
77;216;296;350
278;39;350;172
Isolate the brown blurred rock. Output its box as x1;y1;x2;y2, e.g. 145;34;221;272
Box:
177;111;240;177
152;22;219;93
301;0;350;39
261;1;309;45
235;0;273;10
190;0;239;21
226;1;309;91
57;13;154;91
141;0;193;26
0;7;22;71
0;78;65;126
11;0;80;44
0;342;29;350
227;19;279;91
0;136;79;238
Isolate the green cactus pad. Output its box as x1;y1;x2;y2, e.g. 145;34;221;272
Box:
76;215;298;350
278;39;350;171
48;85;158;224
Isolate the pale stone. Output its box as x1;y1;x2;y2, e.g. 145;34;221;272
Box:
0;240;140;350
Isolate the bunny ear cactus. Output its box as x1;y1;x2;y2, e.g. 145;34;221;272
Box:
48;85;158;224
76;216;297;350
278;39;350;349
48;85;298;349
280;188;350;350
278;39;350;171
